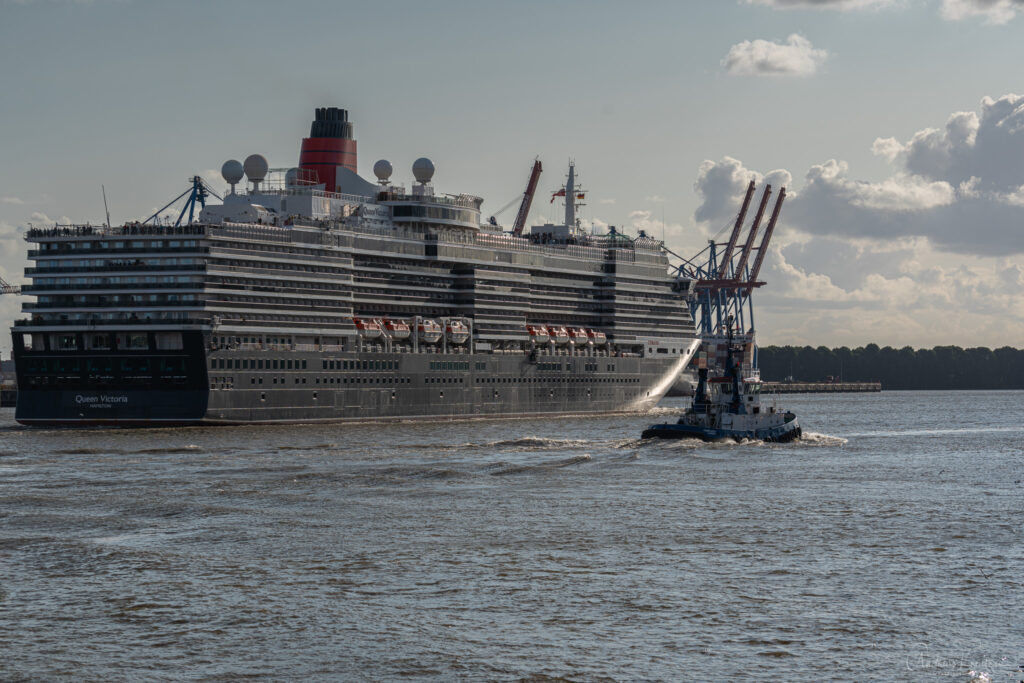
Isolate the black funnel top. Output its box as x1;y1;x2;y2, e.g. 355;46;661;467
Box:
310;107;353;139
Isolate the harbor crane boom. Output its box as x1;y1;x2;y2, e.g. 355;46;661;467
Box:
512;159;543;236
733;184;771;280
747;188;785;287
716;180;755;279
669;181;786;339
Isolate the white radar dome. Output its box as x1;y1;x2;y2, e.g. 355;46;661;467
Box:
285;167;300;186
412;157;435;184
243;154;269;182
221;159;244;185
373;159;393;182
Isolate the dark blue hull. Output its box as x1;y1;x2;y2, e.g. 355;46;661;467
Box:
642;416;801;442
15;389;210;426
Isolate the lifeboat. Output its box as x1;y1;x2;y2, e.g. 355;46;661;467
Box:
548;325;570;345
587;329;607;346
383;318;411;340
446;319;470;345
353;317;382;339
418;318;443;344
568;327;591;345
526;325;551;343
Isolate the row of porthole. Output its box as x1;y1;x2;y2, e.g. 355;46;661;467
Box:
214;374;648;390
255;386;638;402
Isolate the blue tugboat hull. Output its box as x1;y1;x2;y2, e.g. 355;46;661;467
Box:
642;416;801;443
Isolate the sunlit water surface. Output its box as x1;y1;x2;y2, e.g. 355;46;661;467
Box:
1;391;1022;681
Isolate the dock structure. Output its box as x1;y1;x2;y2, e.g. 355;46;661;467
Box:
763;381;881;393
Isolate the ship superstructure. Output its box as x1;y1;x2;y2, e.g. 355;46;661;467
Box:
11;107;698;425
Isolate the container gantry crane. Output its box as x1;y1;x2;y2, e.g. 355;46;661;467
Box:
667;182;785;371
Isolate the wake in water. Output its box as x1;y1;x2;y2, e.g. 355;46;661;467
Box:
488;453;593;476
131;445;203;455
634;431;847;449
446;437;595;452
794;432;848;447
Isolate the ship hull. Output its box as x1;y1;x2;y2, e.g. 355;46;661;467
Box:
15;344;693;427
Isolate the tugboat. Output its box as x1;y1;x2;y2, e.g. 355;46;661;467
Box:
642;325;800;442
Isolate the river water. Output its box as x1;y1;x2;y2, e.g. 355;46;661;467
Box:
1;391;1022;681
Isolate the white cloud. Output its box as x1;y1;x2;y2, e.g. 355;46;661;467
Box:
1;197;24;205
744;0;897;9
695;94;1024;256
626;209;691;245
693;156;792;230
598;198;616;205
722;34;828;77
874;95;1024;193
746;0;1024;23
755;240;1024;347
688;95;1024;345
645;195;665;202
802;160;956;211
941;0;1024;24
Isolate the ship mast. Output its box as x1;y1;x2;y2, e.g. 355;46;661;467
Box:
564;162;575;230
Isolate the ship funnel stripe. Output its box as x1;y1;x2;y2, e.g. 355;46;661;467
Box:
299;107;358;190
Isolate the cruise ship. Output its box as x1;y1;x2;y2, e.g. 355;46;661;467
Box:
11;107;698;425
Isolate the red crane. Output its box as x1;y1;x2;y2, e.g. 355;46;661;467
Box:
715;180;755;279
745;188;786;291
732;184;772;281
512;159;543;236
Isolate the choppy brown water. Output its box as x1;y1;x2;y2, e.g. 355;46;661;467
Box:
1;392;1022;681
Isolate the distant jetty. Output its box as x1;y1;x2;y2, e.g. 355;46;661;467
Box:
763;381;881;393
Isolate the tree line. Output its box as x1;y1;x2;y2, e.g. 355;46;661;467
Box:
757;344;1024;390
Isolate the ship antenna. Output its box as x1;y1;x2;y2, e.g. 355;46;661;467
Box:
102;185;111;228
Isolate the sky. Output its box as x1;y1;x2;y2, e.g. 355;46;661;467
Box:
1;0;1023;355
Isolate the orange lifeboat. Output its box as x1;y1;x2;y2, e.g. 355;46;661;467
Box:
526;325;551;343
547;325;570;345
446;319;470;345
418;319;443;344
383;318;411;340
353;317;382;339
587;328;607;346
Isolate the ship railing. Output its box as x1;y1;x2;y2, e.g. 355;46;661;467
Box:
21;282;204;293
25;223;208;240
377;192;482;210
25;264;207;275
27;246;209;258
14;316;210;327
215;222;295;243
243;187;372;205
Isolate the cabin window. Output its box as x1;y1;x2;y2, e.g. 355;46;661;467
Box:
52;334;78;351
155;332;183;350
119;333;149;350
86;333;111;350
